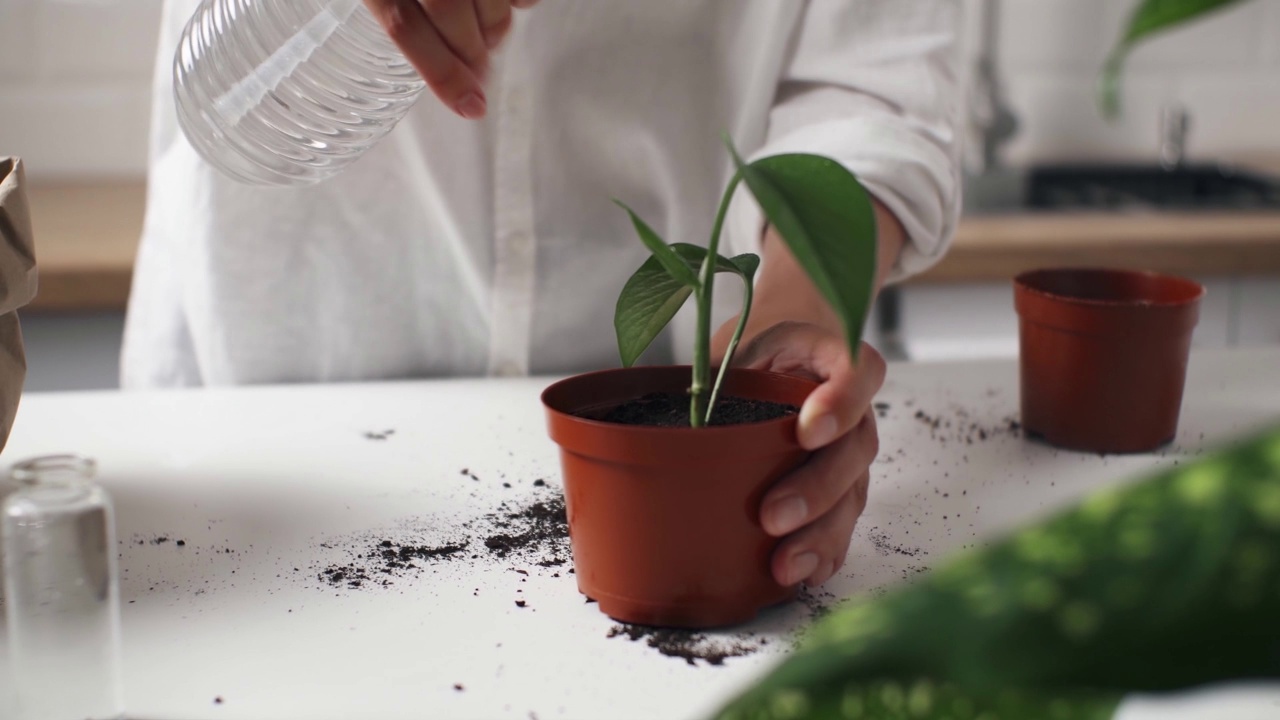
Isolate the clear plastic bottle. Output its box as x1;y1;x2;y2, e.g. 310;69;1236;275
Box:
2;455;123;720
173;0;426;187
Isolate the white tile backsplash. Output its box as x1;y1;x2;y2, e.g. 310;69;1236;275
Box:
1264;2;1280;65
0;2;39;81
0;83;151;177
36;0;165;81
1001;72;1178;164
998;0;1111;73
1177;74;1280;159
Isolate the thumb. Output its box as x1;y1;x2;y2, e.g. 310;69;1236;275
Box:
797;341;885;450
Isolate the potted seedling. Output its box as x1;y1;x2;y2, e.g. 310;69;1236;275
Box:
713;422;1280;719
541;136;878;628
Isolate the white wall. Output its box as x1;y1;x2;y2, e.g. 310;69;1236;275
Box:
2;1;1280;180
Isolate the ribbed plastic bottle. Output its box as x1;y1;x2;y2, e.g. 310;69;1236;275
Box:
173;0;426;187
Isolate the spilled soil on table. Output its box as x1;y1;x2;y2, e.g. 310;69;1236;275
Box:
311;483;570;590
605;624;767;666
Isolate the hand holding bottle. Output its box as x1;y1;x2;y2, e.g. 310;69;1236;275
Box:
362;0;540;119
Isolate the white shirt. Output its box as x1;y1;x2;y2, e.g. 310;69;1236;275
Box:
123;0;962;388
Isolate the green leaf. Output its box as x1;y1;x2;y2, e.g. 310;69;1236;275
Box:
615;244;758;368
724;144;878;365
726;253;759;280
613;200;699;288
711;424;1280;719
1100;0;1251;118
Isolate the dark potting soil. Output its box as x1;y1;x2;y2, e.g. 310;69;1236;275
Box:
606;624;765;666
596;392;797;427
310;487;570;590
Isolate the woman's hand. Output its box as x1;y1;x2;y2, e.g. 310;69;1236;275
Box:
732;321;886;587
362;0;539;119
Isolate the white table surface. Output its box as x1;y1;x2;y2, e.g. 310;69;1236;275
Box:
2;349;1279;720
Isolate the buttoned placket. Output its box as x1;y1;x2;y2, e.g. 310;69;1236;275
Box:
486;32;537;378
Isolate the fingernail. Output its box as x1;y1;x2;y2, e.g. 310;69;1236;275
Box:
765;495;808;536
457;92;487;119
786;552;820;586
800;409;838;449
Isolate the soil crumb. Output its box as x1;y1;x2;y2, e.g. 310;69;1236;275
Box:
867;527;924;558
476;496;570;566
606;624;763;666
317;540;468;588
798;585;839;622
594;392;797;428
911;406;1022;445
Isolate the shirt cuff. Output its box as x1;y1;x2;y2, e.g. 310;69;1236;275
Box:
723;116;960;285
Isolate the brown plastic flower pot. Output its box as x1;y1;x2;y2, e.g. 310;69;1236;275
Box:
1014;268;1204;454
541;366;817;629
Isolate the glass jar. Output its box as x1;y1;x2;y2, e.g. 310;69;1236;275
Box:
2;454;123;720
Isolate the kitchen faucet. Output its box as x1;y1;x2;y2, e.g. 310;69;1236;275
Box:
1159;104;1190;170
969;0;1018;174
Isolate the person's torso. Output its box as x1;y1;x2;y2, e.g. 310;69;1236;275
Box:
124;0;806;387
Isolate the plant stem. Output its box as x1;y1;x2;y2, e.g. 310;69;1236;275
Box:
691;169;744;427
704;279;752;425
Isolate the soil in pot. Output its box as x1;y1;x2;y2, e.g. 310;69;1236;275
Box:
590;392;798;427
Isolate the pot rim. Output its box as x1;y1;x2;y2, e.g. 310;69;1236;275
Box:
1013;267;1205;310
541;365;814;436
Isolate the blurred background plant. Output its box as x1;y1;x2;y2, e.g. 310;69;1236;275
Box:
1101;0;1259;117
712;423;1280;720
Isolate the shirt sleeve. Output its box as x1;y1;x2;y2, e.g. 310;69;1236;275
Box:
724;0;963;284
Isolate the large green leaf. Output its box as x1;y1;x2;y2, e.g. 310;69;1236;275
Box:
1100;0;1251;118
726;145;878;364
615;243;759;368
713;423;1280;719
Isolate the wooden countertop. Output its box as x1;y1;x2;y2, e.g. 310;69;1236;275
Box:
26;181;145;312
918;212;1280;283
23;180;1280;312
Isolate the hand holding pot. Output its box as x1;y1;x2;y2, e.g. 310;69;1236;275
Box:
733;321;885;588
362;0;539;119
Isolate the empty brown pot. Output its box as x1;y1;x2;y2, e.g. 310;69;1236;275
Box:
1014;268;1204;454
541;366;816;628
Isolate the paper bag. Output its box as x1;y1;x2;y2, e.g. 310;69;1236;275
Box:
0;157;38;453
